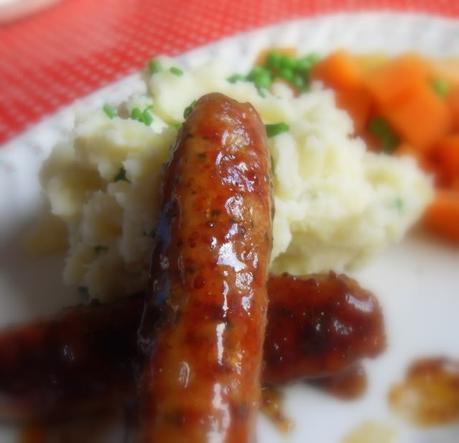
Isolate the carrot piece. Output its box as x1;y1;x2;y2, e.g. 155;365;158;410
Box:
448;87;459;132
432;59;459;88
365;54;432;107
312;50;363;90
365;55;451;149
335;88;373;133
384;86;451;149
428;135;459;186
423;190;459;243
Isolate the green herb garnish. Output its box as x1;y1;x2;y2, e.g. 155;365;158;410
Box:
130;105;154;126
227;74;246;84
265;122;290;138
226;50;320;96
431;78;450;98
183;100;197;119
148;59;162;74
169;66;183;76
142;108;153;125
103;104;117;119
369;117;399;153
113;166;129;182
94;246;108;254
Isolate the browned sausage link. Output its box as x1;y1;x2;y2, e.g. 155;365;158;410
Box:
0;273;384;422
0;295;145;422
263;272;385;384
138;93;272;442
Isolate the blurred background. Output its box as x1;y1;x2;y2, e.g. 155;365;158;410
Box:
1;0;458;144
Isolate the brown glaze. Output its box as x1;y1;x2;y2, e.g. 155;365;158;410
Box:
264;273;385;384
0;273;385;422
19;424;45;443
389;357;459;426
309;364;367;400
0;295;145;422
138;93;272;442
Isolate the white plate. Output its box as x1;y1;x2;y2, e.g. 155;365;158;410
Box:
1;12;459;443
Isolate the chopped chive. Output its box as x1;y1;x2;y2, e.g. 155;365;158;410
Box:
130;105;154;126
228;51;321;97
368;117;399;153
113;166;129;182
266;52;282;69
169;66;183;76
297;53;320;70
247;66;272;89
227;73;246;84
131;107;143;122
103;104;117;119
265;122;290;138
279;55;296;70
431;78;449;97
142;108;153;125
183;100;197;119
170;122;182;129
148;59;162;74
279;67;294;81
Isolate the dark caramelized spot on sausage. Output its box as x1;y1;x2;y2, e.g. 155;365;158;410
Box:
389;357;459;426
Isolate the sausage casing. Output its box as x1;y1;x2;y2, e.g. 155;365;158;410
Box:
139;93;272;442
0;274;385;422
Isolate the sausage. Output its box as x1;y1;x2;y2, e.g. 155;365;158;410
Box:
138;93;272;442
0;273;385;422
0;295;145;422
264;273;385;384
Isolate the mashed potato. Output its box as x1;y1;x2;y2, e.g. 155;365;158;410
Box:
39;57;432;300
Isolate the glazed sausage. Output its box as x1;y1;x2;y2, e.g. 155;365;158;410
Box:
0;295;145;422
138;93;272;442
0;273;385;422
264;273;385;384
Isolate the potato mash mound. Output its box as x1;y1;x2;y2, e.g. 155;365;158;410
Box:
39;57;432;300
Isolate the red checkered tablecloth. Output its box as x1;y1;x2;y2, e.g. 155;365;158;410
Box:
0;0;458;143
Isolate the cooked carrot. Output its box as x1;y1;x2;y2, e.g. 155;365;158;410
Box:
428;135;459;186
356;53;388;72
432;59;459;88
386;88;450;149
365;55;451;149
312;50;363;91
448;87;459;132
335;89;373;133
364;54;432;107
423;190;459;243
